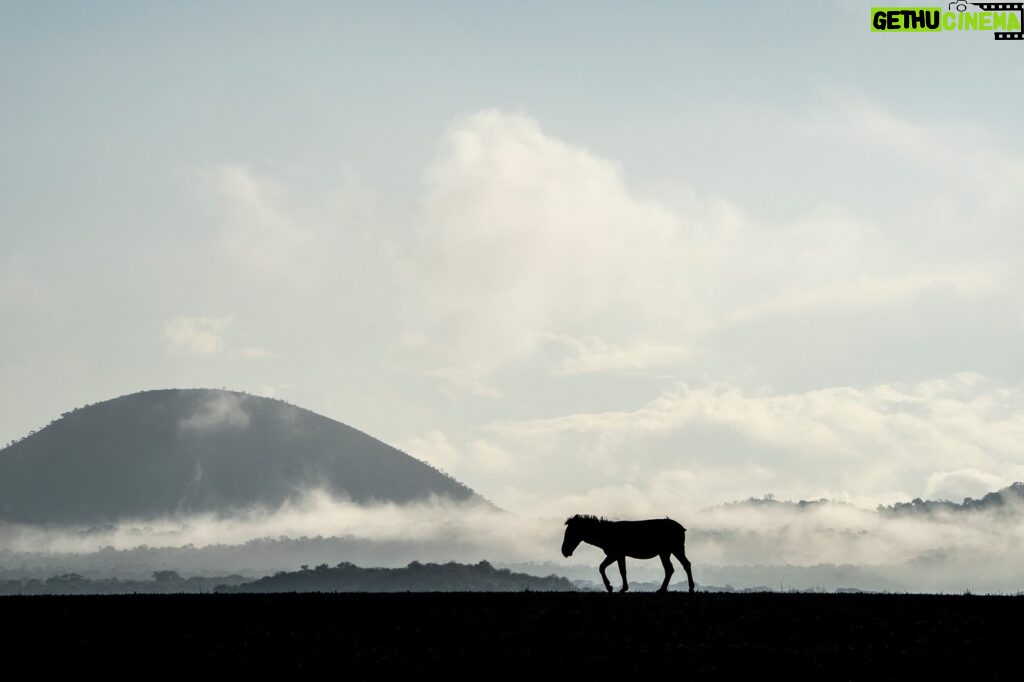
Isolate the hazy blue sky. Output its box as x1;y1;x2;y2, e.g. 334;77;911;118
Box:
3;2;1023;515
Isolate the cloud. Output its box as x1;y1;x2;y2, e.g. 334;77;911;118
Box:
924;469;1008;502
408;110;686;388
423;364;505;399
686;495;1024;592
801;90;1024;246
163;315;272;360
198;164;319;282
406;109;1006;395
237;346;274;359
0;490;530;560
179;393;252;434
424;374;1024;516
194;162;382;294
542;334;694;375
164;316;233;356
405;430;516;477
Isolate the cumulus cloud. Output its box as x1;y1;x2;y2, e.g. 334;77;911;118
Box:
406;109;1004;396
408;110;685;386
164;316;233;356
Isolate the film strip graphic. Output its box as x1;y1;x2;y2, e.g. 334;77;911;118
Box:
967;2;1024;39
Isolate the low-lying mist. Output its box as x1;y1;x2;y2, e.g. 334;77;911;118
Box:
2;489;1023;592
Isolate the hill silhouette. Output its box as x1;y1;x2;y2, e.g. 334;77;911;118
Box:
215;560;575;593
710;482;1024;516
877;481;1024;516
0;561;573;595
0;389;483;524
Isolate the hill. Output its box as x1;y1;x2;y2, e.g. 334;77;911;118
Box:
0;389;483;524
0;560;574;595
215;560;574;593
878;482;1024;516
709;482;1024;517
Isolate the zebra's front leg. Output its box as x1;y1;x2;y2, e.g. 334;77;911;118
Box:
617;556;629;592
599;555;615;593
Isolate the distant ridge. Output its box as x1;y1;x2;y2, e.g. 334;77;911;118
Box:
0;389;486;524
877;482;1024;516
709;482;1024;515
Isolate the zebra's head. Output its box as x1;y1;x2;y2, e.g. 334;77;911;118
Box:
561;514;601;557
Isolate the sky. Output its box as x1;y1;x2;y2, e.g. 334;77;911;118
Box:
2;1;1023;518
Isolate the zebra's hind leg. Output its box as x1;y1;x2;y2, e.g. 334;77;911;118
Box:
617;556;628;592
673;547;695;593
658;553;674;593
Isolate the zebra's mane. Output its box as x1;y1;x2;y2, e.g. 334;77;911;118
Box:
565;513;607;526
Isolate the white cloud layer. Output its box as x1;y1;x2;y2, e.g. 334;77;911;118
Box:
3;489;1024;592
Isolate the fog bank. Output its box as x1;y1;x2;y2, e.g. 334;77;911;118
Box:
2;489;1023;592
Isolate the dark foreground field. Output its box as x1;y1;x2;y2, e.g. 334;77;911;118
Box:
3;592;1022;677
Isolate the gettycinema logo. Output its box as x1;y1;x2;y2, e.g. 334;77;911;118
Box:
871;2;1023;40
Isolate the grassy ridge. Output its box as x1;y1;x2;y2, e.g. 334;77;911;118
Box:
5;592;1022;675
